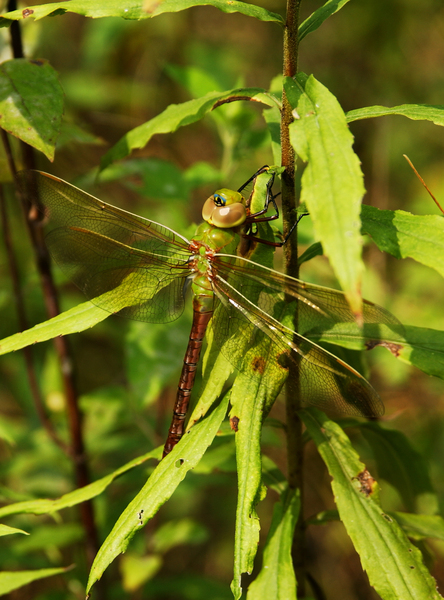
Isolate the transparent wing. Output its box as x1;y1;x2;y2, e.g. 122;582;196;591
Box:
214;252;402;337
18;170;193;323
209;254;401;417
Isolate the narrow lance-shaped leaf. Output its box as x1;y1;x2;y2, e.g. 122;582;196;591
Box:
0;284;140;356
230;283;290;599
299;0;352;42
390;512;444;541
0;567;72;596
86;393;230;596
286;74;365;318
230;372;268;600
347;104;444;126
0;524;28;537
246;488;300;600
0;0;284;26
301;408;442;600
100;88;279;171
226;181;288;595
0;449;159;518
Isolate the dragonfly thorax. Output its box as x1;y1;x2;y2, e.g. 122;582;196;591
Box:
192;221;240;254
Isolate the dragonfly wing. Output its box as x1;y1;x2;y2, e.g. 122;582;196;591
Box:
19;170;192;323
18;170;191;254
214;253;403;342
211;257;384;417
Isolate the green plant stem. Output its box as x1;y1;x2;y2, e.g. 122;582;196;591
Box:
281;0;306;596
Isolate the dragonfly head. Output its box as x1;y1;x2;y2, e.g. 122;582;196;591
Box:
202;188;247;228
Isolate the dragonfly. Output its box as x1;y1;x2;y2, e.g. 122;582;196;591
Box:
17;167;398;457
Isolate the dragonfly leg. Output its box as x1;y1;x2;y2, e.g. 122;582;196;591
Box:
236;165;270;194
242;166;309;247
242;212;308;247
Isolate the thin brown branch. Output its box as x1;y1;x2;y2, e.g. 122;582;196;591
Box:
0;182;67;452
403;154;444;215
281;0;306;595
6;0;103;585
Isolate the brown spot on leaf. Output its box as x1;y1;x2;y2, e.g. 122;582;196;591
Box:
251;356;266;374
22;8;34;17
212;96;262;110
366;340;402;357
354;469;376;496
230;416;239;432
30;59;45;66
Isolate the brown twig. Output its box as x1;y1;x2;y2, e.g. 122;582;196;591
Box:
281;0;306;595
403;154;444;215
0;180;67;452
6;0;103;585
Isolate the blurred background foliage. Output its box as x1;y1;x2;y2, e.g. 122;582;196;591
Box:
0;1;443;598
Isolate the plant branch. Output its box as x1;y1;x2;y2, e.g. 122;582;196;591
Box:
281;0;306;595
0;179;67;453
6;0;103;586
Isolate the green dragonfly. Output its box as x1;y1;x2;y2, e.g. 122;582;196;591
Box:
18;167;398;457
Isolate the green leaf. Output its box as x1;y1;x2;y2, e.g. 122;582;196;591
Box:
56;120;105;148
310;510;444;543
0;0;284;26
297;241;323;266
0;449;159;518
120;553;162;592
359;423;438;515
151;518;208;553
347;104;444;126
0;275;153;356
0;59;63;161
13;523;83;553
100;88;279;170
246;488;299;600
86;393;229;596
187;325;234;426
0;300;109;356
0;0;145;22
125;319;190;405
390;512;444;541
0;566;71;595
310;320;444;380
287;74;365;317
230;334;287;599
230;376;267;600
301;409;442;600
263;103;282;165
261;456;287;495
146;0;284;23
396;325;444;380
0;524;28;537
361;205;444;278
299;0;352;42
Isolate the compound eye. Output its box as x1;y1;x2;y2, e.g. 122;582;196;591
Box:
213;193;227;207
211;202;247;228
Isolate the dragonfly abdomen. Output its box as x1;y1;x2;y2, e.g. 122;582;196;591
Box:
162;296;214;457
